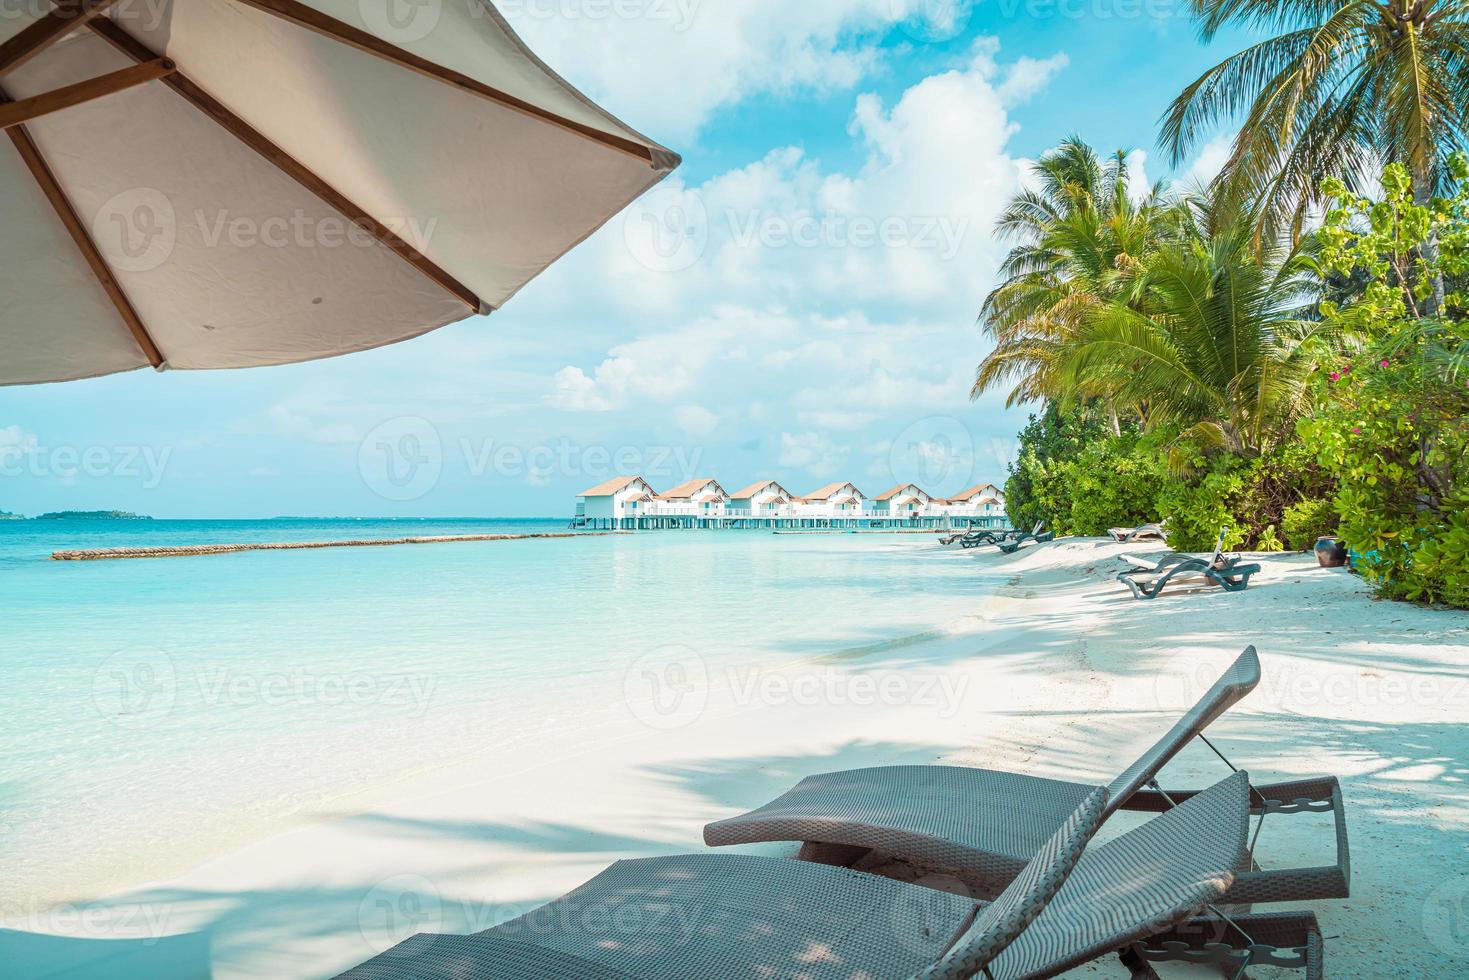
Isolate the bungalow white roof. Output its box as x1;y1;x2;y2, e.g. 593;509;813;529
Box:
949;483;1003;502
729;480;791;500
802;482;865;502
874;483;930;501
579;476;649;497
657;479;727;500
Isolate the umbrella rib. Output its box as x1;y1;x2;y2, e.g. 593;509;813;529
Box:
0;58;176;131
0;0;120;78
87;18;485;315
231;0;660;167
1;89;166;370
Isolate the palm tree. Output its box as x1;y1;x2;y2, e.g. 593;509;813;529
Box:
1057;218;1329;459
1163;0;1469;249
972;138;1180;417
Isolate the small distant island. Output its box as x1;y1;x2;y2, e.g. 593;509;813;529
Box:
0;509;23;521
34;510;153;521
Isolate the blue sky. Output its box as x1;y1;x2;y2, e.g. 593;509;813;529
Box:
0;1;1249;518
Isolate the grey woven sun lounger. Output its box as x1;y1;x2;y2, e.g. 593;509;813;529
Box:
705;646;1348;910
338;774;1321;979
1108;523;1167;543
998;522;1054;554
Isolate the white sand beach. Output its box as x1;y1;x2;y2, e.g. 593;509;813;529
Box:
8;537;1468;978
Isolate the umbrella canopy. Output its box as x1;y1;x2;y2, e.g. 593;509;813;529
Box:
0;0;679;385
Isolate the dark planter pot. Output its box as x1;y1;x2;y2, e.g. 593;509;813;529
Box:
1315;536;1348;568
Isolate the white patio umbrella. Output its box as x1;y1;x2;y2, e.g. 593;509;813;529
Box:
0;0;679;385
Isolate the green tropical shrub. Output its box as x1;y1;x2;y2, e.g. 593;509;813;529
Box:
1281;499;1339;551
1300;160;1469;607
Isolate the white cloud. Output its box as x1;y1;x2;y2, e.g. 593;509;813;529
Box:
1126;148;1153;203
531;37;1059;493
592;36;1063;324
1183;134;1235;189
779;431;844;474
0;424;39;455
266;401;361;445
674;405;720;437
502;0;904;143
547;366;612;411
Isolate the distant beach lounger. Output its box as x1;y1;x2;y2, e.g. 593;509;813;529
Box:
1108;522;1167;543
1118;526;1240;575
1119;557;1261;599
1116;528;1259;599
337;773;1324;979
998;521;1055;554
943;527;1013;548
704;646;1349;913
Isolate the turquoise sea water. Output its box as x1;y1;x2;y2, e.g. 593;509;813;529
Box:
0;519;983;911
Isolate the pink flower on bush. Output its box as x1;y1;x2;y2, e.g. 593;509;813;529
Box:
1352;426;1362;434
1380;359;1390;368
1329;371;1341;381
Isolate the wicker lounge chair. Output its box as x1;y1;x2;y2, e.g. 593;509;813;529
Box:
705;647;1348;910
1108;522;1167;543
336;774;1322;978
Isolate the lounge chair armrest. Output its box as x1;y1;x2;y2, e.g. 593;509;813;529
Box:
1224;777;1350;903
1131;911;1323;980
1122;777;1350;903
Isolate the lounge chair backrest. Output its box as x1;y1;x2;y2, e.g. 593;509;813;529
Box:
1102;646;1261;817
913;786;1108;980
989;771;1250;978
1210;525;1229;564
1031;521;1044;536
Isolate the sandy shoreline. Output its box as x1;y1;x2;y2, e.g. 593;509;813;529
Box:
7;537;1468;978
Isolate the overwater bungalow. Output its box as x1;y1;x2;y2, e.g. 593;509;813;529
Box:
728;480;796;517
796;483;867;518
873;483;934;516
572;477;1006;529
574;476;660;527
656;479;730;517
940;483;1007;522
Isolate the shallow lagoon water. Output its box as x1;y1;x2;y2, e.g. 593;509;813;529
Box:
0;519;984;910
